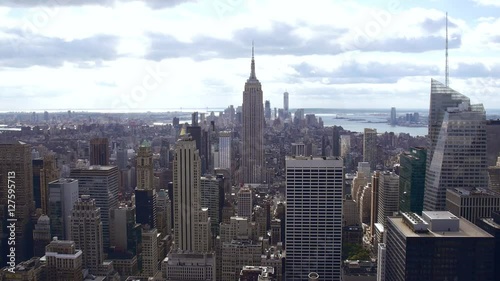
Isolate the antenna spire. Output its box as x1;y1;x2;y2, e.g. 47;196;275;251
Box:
445;12;449;87
252;40;254;59
250;41;256;79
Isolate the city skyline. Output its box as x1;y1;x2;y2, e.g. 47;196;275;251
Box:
1;0;500;111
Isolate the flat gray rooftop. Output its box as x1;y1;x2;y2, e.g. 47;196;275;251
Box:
388;216;493;238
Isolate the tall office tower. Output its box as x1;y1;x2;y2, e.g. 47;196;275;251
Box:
202;128;211;175
216;174;226;217
136;141;154;190
254;205;267;238
486;120;500;166
156;189;172;235
424;79;488;211
33;158;44;210
110;204;141;255
135;189;157;228
135;141;157;228
352;162;371;201
241;44;265;184
225;105;234;124
192;112;199;126
359;184;372;224
377;243;386;281
285;157;344;281
116;144;128;170
167;181;175;226
332;126;341;157
236;107;243;125
44;111;49;122
40;153;59;214
45;239;84;281
160;139;170;169
172;117;180;128
390;107;397;125
33;215;51;257
197;208;212;253
283;91;289;114
70;195;104;274
385;211;495;281
343;195;360;226
186;126;202;162
0;141;34;266
263;197;272;230
370;171;380;241
275;202;286;243
446;187;500;224
201;176;221;235
488;157;500;193
238;186;253;218
265;100;272;120
363;128;378;170
321;135;331;157
399;147;426;215
90;137;110;166
270;219;282;245
108;204;141;278
294;108;305;120
222;201;235;224
377;172;399;228
476;210;500;279
141;226;159;277
173;134;211;252
218;131;232;170
70;165;119;250
340;135;351;158
48;178;79;240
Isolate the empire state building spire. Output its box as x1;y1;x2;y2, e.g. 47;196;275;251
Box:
250;41;256;80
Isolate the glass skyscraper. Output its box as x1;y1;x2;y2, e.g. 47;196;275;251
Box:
363;128;378;170
399;147;426;215
423;79;488;211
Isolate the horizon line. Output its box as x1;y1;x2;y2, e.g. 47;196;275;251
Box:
0;107;435;113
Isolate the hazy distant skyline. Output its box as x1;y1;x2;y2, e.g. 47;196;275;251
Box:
1;0;500;111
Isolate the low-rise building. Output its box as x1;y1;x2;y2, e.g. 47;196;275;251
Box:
162;252;215;281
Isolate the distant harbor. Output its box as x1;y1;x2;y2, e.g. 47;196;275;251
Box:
308;108;429;136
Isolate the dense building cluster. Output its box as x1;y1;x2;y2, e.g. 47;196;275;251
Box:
0;48;499;281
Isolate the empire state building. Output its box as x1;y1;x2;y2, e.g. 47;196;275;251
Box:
241;44;264;183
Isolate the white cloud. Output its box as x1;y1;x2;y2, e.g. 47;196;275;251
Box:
473;0;500;7
0;0;500;111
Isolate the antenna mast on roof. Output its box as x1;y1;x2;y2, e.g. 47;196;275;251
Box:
445;12;449;87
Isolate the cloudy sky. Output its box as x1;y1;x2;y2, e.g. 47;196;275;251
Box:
1;0;500;112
